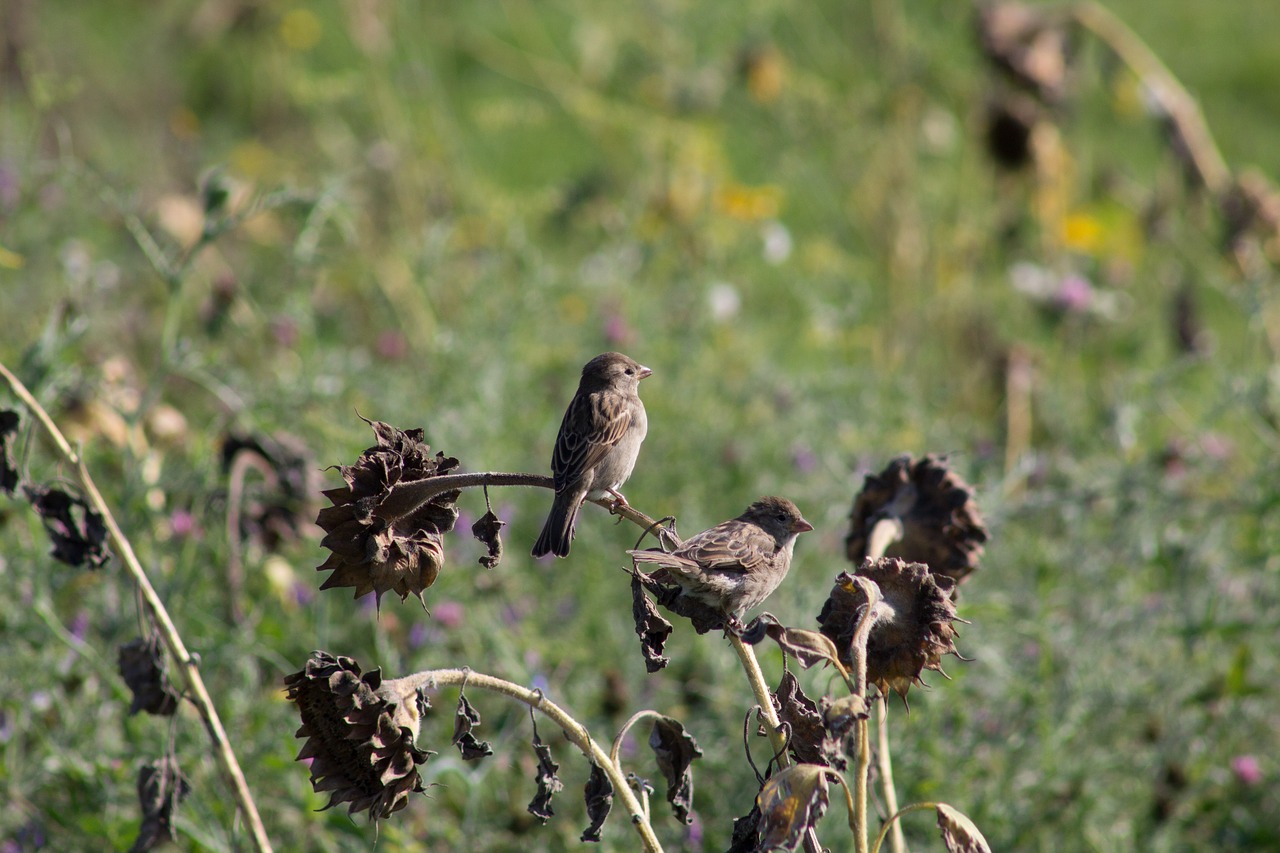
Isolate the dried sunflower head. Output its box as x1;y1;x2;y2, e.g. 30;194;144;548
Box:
845;454;987;587
284;651;432;821
818;559;965;702
315;418;460;607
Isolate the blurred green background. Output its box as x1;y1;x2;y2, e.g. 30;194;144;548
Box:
2;0;1279;850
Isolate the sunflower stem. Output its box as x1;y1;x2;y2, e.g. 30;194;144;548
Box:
0;360;274;853
864;524;908;853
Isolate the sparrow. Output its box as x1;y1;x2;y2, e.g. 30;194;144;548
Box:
532;352;652;558
628;496;813;625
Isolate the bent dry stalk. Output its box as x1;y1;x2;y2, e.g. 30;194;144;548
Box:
0;360;273;853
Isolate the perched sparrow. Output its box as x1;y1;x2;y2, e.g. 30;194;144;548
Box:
628;496;813;625
532;352;652;558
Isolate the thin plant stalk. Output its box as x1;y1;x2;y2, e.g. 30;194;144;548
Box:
865;515;908;853
0;360;273;853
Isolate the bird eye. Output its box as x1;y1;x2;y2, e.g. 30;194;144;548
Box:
625;368;634;375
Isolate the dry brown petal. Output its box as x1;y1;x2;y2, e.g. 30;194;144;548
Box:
284;651;432;823
937;803;993;853
119;634;180;716
316;418;460;608
845;454;987;587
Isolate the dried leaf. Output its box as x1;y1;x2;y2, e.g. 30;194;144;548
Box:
757;764;830;851
0;409;20;496
634;565;727;634
631;571;673;672
119;634;180;716
528;729;563;824
453;693;493;761
471;509;505;569
580;761;614;843
129;757;192;852
24;485;109;568
648;716;703;824
726;802;763;853
774;671;843;770
750;613;846;672
937;803;993;853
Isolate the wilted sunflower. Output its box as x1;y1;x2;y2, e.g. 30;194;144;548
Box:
845;454;987;587
284;651;432;821
315;418;461;607
818;559;964;703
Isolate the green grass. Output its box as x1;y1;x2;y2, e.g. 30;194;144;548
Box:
2;1;1279;850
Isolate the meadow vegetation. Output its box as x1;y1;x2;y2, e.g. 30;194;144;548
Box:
1;1;1278;850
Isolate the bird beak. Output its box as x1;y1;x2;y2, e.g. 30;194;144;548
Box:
793;517;814;534
637;364;653;380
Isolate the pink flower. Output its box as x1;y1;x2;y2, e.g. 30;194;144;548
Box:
433;600;464;629
1231;755;1262;786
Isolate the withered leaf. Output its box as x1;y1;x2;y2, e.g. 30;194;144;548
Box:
580;761;614;843
937;803;993;853
648;716;703;824
471;510;505;569
527;729;563;824
634;566;727;634
129;757;192;853
0;409;20;495
750;613;847;673
774;671;843;770
726;802;763;853
25;485;109;568
452;693;493;761
757;764;830;852
221;430;316;551
631;571;673;672
119;635;181;716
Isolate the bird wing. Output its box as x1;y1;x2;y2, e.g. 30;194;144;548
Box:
551;389;632;493
671;520;776;575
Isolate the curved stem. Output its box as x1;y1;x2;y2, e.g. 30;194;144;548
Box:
871;803;937;853
1071;0;1229;194
866;516;903;562
611;709;665;767
401;668;663;853
389;470;680;548
0;360;273;853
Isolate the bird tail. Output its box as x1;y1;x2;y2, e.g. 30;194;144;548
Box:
531;493;582;558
